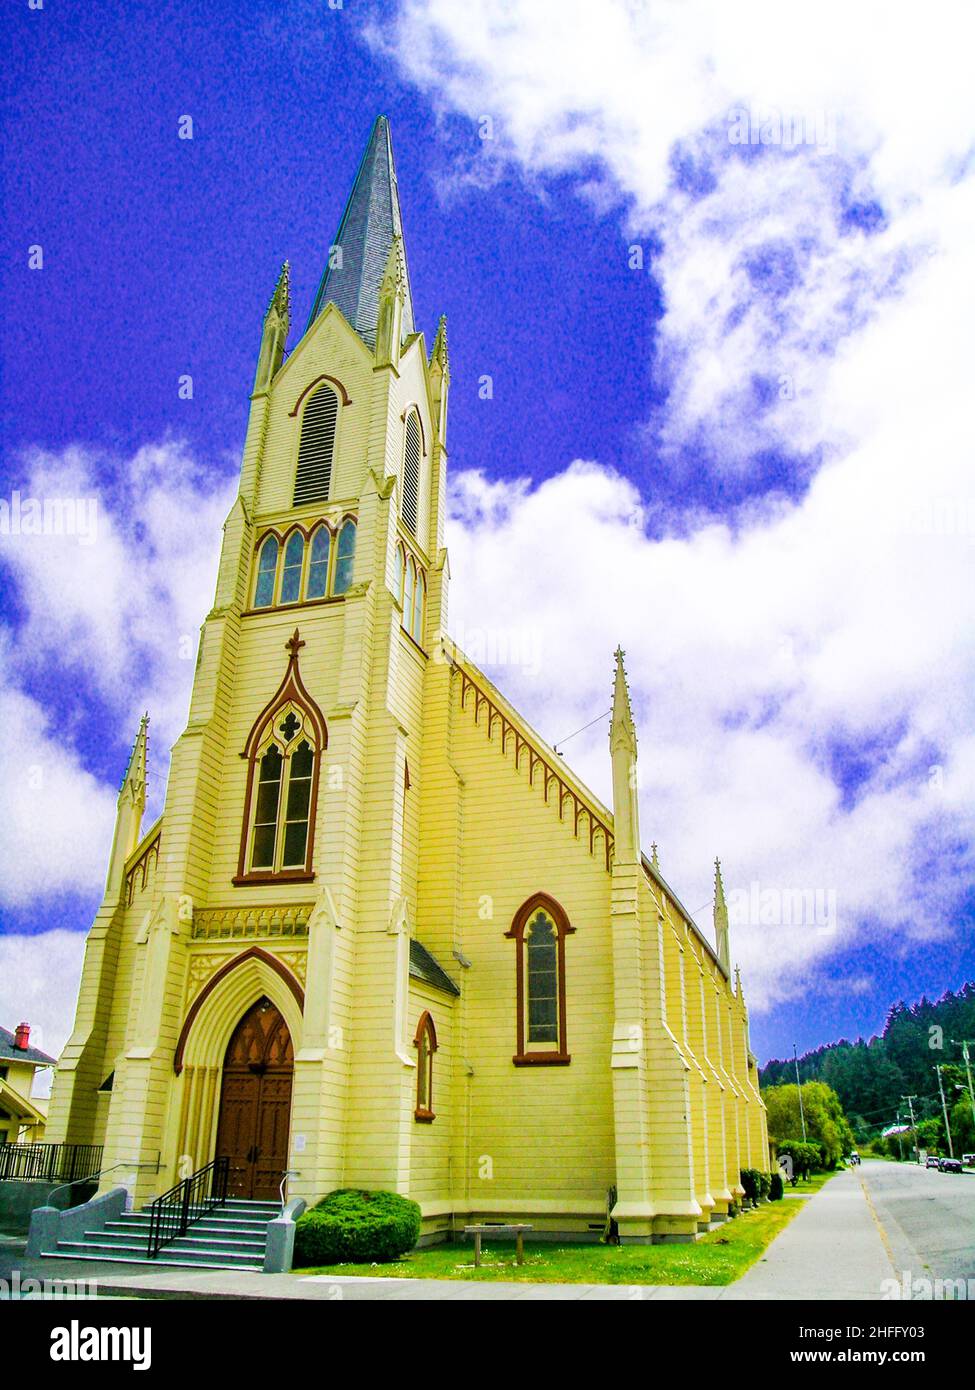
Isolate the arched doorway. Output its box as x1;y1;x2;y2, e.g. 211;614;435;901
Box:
214;997;294;1201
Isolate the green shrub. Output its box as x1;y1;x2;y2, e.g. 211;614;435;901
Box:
769;1171;784;1201
776;1139;821;1181
756;1170;772;1200
739;1168;759;1204
294;1189;422;1266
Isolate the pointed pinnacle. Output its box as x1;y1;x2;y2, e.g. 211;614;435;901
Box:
650;841;660;871
431;314;449;371
264;260;290;320
610;647;636;746
381;234;407;298
120;713;149;795
714;857;726;907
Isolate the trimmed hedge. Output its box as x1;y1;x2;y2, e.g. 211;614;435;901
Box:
769;1170;784;1201
294;1189;422;1266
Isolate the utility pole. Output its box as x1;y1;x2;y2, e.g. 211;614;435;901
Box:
934;1065;954;1157
950;1039;975;1139
902;1095;920;1164
793;1043;807;1141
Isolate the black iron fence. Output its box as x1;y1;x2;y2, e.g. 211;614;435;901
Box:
146;1156;229;1259
0;1141;103;1184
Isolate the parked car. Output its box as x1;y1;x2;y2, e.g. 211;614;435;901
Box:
925;1155;941;1168
962;1153;975;1166
939;1158;963;1174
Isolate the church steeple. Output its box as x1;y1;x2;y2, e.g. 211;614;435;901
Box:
306;115;415;347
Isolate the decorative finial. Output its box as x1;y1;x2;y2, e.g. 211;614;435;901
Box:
650;841;659;871
285;628;306;662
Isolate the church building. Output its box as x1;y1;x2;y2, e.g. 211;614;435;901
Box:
47;116;769;1246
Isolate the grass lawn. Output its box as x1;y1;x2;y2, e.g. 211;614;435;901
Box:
294;1198;808;1285
783;1170;840;1197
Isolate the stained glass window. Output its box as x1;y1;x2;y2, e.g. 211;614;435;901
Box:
254;535;279;608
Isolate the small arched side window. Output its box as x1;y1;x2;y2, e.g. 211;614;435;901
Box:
279;531;305;605
333;518;356;594
411;569;425;645
394;543;405;608
294;384;338;506
404;556;416;635
254;534;279;609
505;895;575;1065
414;1012;437;1122
307;526;331;600
402;410;422;536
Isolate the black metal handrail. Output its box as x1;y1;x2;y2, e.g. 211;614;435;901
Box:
145;1156;229;1259
0;1141;103;1185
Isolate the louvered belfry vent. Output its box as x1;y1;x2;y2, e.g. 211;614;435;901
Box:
402;412;421;535
294;385;338;506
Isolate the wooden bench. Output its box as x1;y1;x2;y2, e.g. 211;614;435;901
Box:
464;1223;534;1267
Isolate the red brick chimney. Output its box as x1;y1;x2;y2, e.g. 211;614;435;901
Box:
13;1022;30;1050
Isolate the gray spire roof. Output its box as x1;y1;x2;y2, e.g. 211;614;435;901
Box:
306;115;415;347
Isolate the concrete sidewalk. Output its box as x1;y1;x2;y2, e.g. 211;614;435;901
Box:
0;1170;895;1301
717;1167;896;1301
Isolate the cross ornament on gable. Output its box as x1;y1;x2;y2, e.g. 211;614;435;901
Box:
285;629;305;661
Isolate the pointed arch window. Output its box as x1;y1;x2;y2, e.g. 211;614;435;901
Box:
505;895;575;1065
294;383;338;506
333;518;357;594
279;531;305;605
254;535;279;609
235;631;327;885
411;568;426;645
306;525;331;600
394;542;405;607
402;410;422;536
414;1012;437;1122
404;555;416;635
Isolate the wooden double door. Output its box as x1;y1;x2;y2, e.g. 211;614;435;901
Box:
214;998;293;1202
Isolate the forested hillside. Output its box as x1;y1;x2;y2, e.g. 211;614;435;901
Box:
760;983;975;1142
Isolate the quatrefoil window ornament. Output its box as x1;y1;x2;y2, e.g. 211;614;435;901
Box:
279;710;301;742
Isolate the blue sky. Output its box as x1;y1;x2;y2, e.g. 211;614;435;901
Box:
2;0;973;1071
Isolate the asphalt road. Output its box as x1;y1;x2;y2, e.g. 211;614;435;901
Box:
860;1158;975;1288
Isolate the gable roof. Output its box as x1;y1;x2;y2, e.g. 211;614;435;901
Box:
0;1026;56;1067
409;939;460;997
445;639;726;977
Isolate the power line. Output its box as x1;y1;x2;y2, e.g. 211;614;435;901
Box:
552;708;611;755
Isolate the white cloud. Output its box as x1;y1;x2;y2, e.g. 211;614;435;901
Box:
0;442;234;907
447;448;973;1009
0;930;86;1095
381;0;974;486
381;0;975;1010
